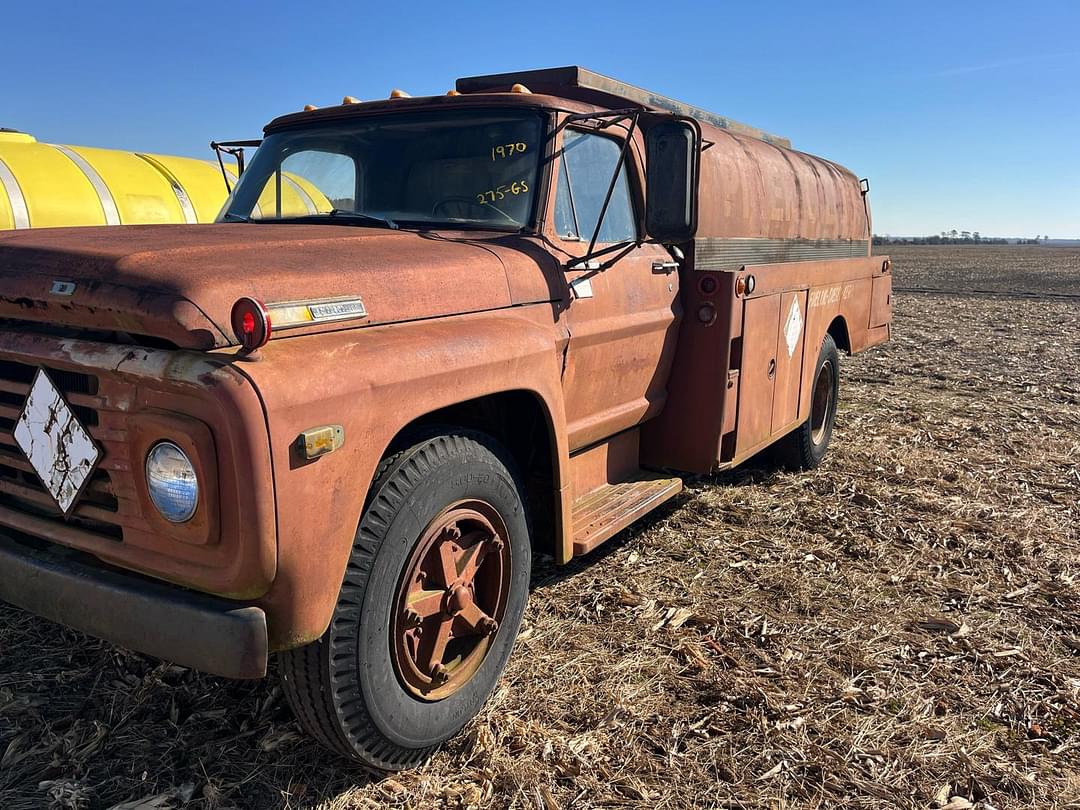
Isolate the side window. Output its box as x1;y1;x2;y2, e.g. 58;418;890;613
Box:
554;130;637;243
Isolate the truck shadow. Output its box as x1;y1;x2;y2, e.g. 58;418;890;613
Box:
529;452;786;593
0;598;386;808
0;456;786;810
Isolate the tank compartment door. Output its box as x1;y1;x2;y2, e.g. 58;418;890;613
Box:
870;274;892;328
734;290;808;456
771;291;808;433
734;293;781;456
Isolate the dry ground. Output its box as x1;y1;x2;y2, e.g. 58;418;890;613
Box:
2;245;1079;810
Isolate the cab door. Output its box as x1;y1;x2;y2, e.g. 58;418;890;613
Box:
552;126;681;450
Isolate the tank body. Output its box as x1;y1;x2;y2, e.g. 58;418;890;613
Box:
693;123;871;258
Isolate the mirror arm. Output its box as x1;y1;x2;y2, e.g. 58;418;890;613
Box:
209;139;262;193
595;240;642;272
567;238;640;270
212;147;233;193
554;108;641;136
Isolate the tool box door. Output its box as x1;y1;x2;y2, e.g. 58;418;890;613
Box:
735;293;781;456
771;290;808;433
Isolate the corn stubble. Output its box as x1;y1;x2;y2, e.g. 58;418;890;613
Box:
2;244;1079;809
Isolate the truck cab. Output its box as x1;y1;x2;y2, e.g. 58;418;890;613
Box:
0;67;890;769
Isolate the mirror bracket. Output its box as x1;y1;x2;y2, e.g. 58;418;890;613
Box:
209;139;262;193
557;108;701;276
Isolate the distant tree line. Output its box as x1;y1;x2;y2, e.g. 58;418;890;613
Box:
873;231;1051;246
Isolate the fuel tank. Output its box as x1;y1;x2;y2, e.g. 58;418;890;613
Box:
695;124;870;246
0;130;327;230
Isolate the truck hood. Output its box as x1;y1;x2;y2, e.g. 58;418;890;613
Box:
0;223;516;349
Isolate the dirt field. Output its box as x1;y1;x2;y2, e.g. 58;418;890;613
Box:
2;245;1078;810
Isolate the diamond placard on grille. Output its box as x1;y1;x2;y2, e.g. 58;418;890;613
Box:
13;369;101;514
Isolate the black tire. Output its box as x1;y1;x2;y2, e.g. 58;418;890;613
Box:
776;333;840;471
279;431;530;770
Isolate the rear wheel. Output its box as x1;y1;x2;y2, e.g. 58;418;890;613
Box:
280;431;530;769
776;333;840;470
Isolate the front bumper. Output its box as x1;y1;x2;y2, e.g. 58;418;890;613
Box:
0;532;268;679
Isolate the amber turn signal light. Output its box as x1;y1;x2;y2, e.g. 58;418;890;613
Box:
231;297;271;351
735;274;757;296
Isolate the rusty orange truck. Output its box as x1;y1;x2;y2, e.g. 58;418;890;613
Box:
0;67;891;768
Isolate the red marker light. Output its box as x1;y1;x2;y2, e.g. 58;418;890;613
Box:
231;297;271;351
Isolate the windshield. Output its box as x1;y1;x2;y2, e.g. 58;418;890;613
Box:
219;109;544;230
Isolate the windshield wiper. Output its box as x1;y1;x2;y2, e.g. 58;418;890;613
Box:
327;209;398;230
229;209;400;229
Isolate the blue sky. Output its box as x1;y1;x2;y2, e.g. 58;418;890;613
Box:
3;0;1077;237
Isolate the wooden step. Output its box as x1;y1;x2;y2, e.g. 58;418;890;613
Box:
572;473;683;556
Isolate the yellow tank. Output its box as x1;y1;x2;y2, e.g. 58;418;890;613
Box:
0;130;329;230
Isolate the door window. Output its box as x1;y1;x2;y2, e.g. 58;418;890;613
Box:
554;130;637;243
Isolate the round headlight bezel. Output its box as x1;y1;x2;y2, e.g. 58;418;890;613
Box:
145;441;200;524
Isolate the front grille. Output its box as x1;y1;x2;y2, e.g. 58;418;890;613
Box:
0;360;124;541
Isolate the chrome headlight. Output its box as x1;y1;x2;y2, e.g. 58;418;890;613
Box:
145;442;199;523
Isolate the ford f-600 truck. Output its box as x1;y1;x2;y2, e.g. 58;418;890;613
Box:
0;67;891;769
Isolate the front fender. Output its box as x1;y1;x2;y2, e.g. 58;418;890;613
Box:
238;305;568;650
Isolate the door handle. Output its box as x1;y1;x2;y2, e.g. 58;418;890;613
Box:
652;260;679;274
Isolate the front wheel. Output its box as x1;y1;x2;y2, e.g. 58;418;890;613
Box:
280;431;530;770
776;333;841;470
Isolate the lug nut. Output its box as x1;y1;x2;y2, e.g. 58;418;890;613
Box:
444;523;462;541
404;608;421;627
431;663;449;684
478;617;499;635
489;537;505;553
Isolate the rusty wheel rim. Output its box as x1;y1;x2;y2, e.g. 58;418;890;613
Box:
810;359;835;446
391;500;512;701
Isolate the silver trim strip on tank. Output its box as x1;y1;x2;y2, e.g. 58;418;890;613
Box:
135;154;199;224
0;157;30;229
281;176;317;215
694;238;870;271
50;144;122;225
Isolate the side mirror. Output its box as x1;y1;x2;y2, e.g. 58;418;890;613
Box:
644;119;700;244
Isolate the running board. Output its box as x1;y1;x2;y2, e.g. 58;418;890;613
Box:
571;474;683;556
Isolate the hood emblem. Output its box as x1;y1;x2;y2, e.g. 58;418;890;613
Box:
308;299;367;321
267;296;368;330
49;280;76;296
